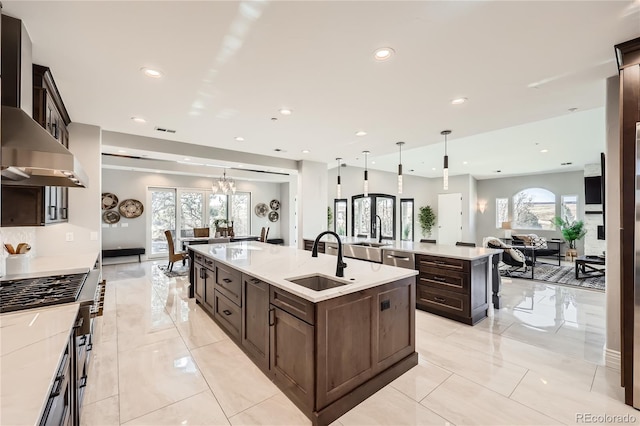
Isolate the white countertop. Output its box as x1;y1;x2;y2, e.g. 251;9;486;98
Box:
305;236;502;261
190;242;418;303
0;303;80;426
2;251;99;281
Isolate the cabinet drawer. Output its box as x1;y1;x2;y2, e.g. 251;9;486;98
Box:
216;264;242;306
418;267;468;294
417;255;469;273
214;290;241;340
270;286;315;325
416;285;469;317
194;253;204;264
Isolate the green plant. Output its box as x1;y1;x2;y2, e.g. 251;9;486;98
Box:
552;216;587;249
418;206;436;238
327;206;333;230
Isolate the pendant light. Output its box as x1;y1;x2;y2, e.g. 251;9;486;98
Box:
212;169;236;195
363;151;370;197
396;141;405;194
336;157;342;198
441;130;451;190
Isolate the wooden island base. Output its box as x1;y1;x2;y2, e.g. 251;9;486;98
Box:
190;248;417;426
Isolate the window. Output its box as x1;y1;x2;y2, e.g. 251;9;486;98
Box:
180;190;205;238
561;195;578;223
208;192;251;236
334;199;347;236
400;199;414;241
351;194;396;239
496;198;509;228
513;188;556;230
150;188;176;255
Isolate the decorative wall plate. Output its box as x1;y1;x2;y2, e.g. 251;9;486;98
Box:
255;203;268;217
101;193;119;210
118;199;144;218
268;211;279;222
270;199;280;211
102;210;121;224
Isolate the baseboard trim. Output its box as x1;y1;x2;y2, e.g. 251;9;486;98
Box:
605;348;621;371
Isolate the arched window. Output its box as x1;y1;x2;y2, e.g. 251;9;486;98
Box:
512;188;556;230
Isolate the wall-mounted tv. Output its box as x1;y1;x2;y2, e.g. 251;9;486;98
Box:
585;176;602;205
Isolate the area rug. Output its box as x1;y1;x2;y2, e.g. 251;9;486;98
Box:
157;264;189;278
505;263;605;291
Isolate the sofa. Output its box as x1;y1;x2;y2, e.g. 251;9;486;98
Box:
511;234;562;266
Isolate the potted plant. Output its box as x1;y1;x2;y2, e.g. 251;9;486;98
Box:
552;216;587;257
419;206;436;238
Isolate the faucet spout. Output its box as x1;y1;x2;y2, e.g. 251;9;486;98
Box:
311;231;347;278
375;215;383;243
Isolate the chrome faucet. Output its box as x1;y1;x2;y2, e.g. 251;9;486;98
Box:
311;231;347;278
375;215;383;243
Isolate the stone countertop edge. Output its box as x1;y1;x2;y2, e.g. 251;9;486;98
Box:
305;236;502;261
1;252;100;281
189;242;418;303
0;303;80;426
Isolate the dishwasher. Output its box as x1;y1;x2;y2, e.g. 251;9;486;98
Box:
382;249;415;269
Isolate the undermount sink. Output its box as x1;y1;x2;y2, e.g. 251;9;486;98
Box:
286;274;348;291
349;242;389;248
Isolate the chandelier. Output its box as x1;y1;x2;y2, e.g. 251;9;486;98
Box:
212;169;236;194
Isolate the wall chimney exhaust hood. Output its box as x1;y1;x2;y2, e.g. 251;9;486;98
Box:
1;106;88;187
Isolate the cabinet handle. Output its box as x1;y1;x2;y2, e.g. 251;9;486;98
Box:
387;254;410;261
432;276;446;282
222;309;232;316
61;207;68;219
74;316;84;330
51;375;64;397
433;260;446;265
79;375;88;388
433;297;447;304
205;260;213;266
268;308;275;326
250;278;260;283
222;278;232;284
78;335;87;346
49;206;57;219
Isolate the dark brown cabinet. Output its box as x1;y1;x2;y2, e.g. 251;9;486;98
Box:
270;306;315;411
416;254;488;325
242;274;270;371
1;64;71;226
193;255;206;304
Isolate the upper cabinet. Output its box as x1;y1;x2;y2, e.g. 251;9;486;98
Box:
0;64;71;226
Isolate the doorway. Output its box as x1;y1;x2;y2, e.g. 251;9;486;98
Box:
437;193;462;245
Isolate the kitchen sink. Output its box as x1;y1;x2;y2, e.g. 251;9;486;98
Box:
349;242;389;248
286;274;348;291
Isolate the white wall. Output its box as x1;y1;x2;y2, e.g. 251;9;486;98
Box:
101;169;288;254
605;75;621;366
298;160;328;245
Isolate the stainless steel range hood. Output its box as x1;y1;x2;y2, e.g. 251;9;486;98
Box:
1;106;88;188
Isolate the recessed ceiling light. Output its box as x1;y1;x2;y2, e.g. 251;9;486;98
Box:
141;67;163;78
235;136;244;142
540;149;549;153
355;131;367;137
302;149;310;154
371;161;376;165
238;164;243;167
432;167;436;171
131;117;146;123
451;97;468;105
183;158;190;161
279;108;292;115
463;161;468;165
373;47;394;61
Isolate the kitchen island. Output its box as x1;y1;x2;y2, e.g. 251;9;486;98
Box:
304;237;503;325
188;241;418;426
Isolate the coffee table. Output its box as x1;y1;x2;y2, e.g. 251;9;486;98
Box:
575;255;605;279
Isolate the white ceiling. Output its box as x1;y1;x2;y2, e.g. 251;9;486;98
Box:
3;1;639;179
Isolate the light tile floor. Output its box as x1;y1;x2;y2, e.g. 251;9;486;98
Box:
81;261;638;425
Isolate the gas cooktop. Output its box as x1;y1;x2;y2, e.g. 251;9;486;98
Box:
0;273;88;314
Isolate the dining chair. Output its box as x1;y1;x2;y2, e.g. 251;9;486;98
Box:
164;230;189;271
193;227;210;237
455;241;477;247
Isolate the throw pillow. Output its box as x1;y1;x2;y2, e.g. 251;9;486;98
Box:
528;234;548;249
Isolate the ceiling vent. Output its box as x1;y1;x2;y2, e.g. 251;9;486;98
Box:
155;127;176;134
